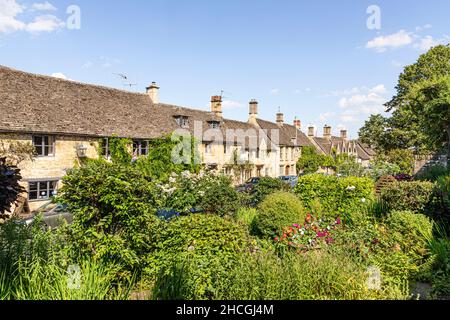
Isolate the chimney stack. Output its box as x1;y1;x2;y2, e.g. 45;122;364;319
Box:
249;99;258;125
276;112;284;126
340;129;348;140
308;125;315;137
146;82;160;104
294;119;302;130
211;95;223;118
323;125;332;140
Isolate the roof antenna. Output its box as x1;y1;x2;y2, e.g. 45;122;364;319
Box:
219;90;231;100
113;73;138;88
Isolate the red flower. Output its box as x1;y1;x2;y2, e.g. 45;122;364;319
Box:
336;218;341;225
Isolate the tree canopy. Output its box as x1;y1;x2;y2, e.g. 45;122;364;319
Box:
359;45;450;155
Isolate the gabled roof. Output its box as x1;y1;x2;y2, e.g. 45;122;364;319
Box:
355;141;376;160
255;119;313;147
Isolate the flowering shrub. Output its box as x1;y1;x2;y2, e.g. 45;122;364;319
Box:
273;214;342;253
394;173;413;181
156;171;239;216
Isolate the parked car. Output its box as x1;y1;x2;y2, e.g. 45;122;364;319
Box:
21;202;72;229
236;177;261;192
279;175;299;188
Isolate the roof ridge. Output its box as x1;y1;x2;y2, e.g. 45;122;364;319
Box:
0;64;149;97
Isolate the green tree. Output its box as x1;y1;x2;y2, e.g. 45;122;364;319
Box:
385;149;415;175
384;45;450;154
335;154;365;177
358;114;390;151
297;146;323;174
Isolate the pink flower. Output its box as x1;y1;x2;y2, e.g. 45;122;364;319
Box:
336;218;341;225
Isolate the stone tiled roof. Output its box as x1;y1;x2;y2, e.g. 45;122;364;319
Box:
355;141;375;160
255;119;313;147
312;137;333;154
0;64;318;151
0;65;176;139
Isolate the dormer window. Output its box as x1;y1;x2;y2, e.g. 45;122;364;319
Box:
175;116;189;128
208;121;220;129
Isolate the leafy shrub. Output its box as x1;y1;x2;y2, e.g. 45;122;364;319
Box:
255;192;306;238
384;211;433;260
416;164;449;182
379;181;436;213
197;174;240;217
366;160;402;181
250;177;289;205
433;174;450;226
147;214;249;279
58;160;160;270
368;211;434;289
235;208;258;231
0;157;25;218
335;154;366;177
157;171;240;216
294;174;375;216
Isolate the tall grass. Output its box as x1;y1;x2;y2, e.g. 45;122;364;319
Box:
153;250;405;300
0;218;134;300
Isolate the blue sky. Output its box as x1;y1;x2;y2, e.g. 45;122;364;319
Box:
1;0;449;138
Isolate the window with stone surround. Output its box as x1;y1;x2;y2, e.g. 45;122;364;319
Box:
32;135;55;157
133;140;150;156
28;180;58;201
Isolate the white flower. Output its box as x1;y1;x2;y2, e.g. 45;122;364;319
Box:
346;186;356;191
169;177;177;183
300;231;305;236
361;198;367;203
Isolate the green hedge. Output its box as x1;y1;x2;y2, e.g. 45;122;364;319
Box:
294;174;375;216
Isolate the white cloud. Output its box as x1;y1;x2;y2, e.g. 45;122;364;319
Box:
51;72;68;80
0;0;26;33
0;0;64;34
222;100;245;110
366;30;413;52
366;26;448;53
413;35;450;52
25;14;64;33
415;24;432;32
32;1;57;11
370;84;387;94
270;88;280;95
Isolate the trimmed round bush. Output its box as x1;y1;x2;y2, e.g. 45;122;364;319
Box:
255;191;306;238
